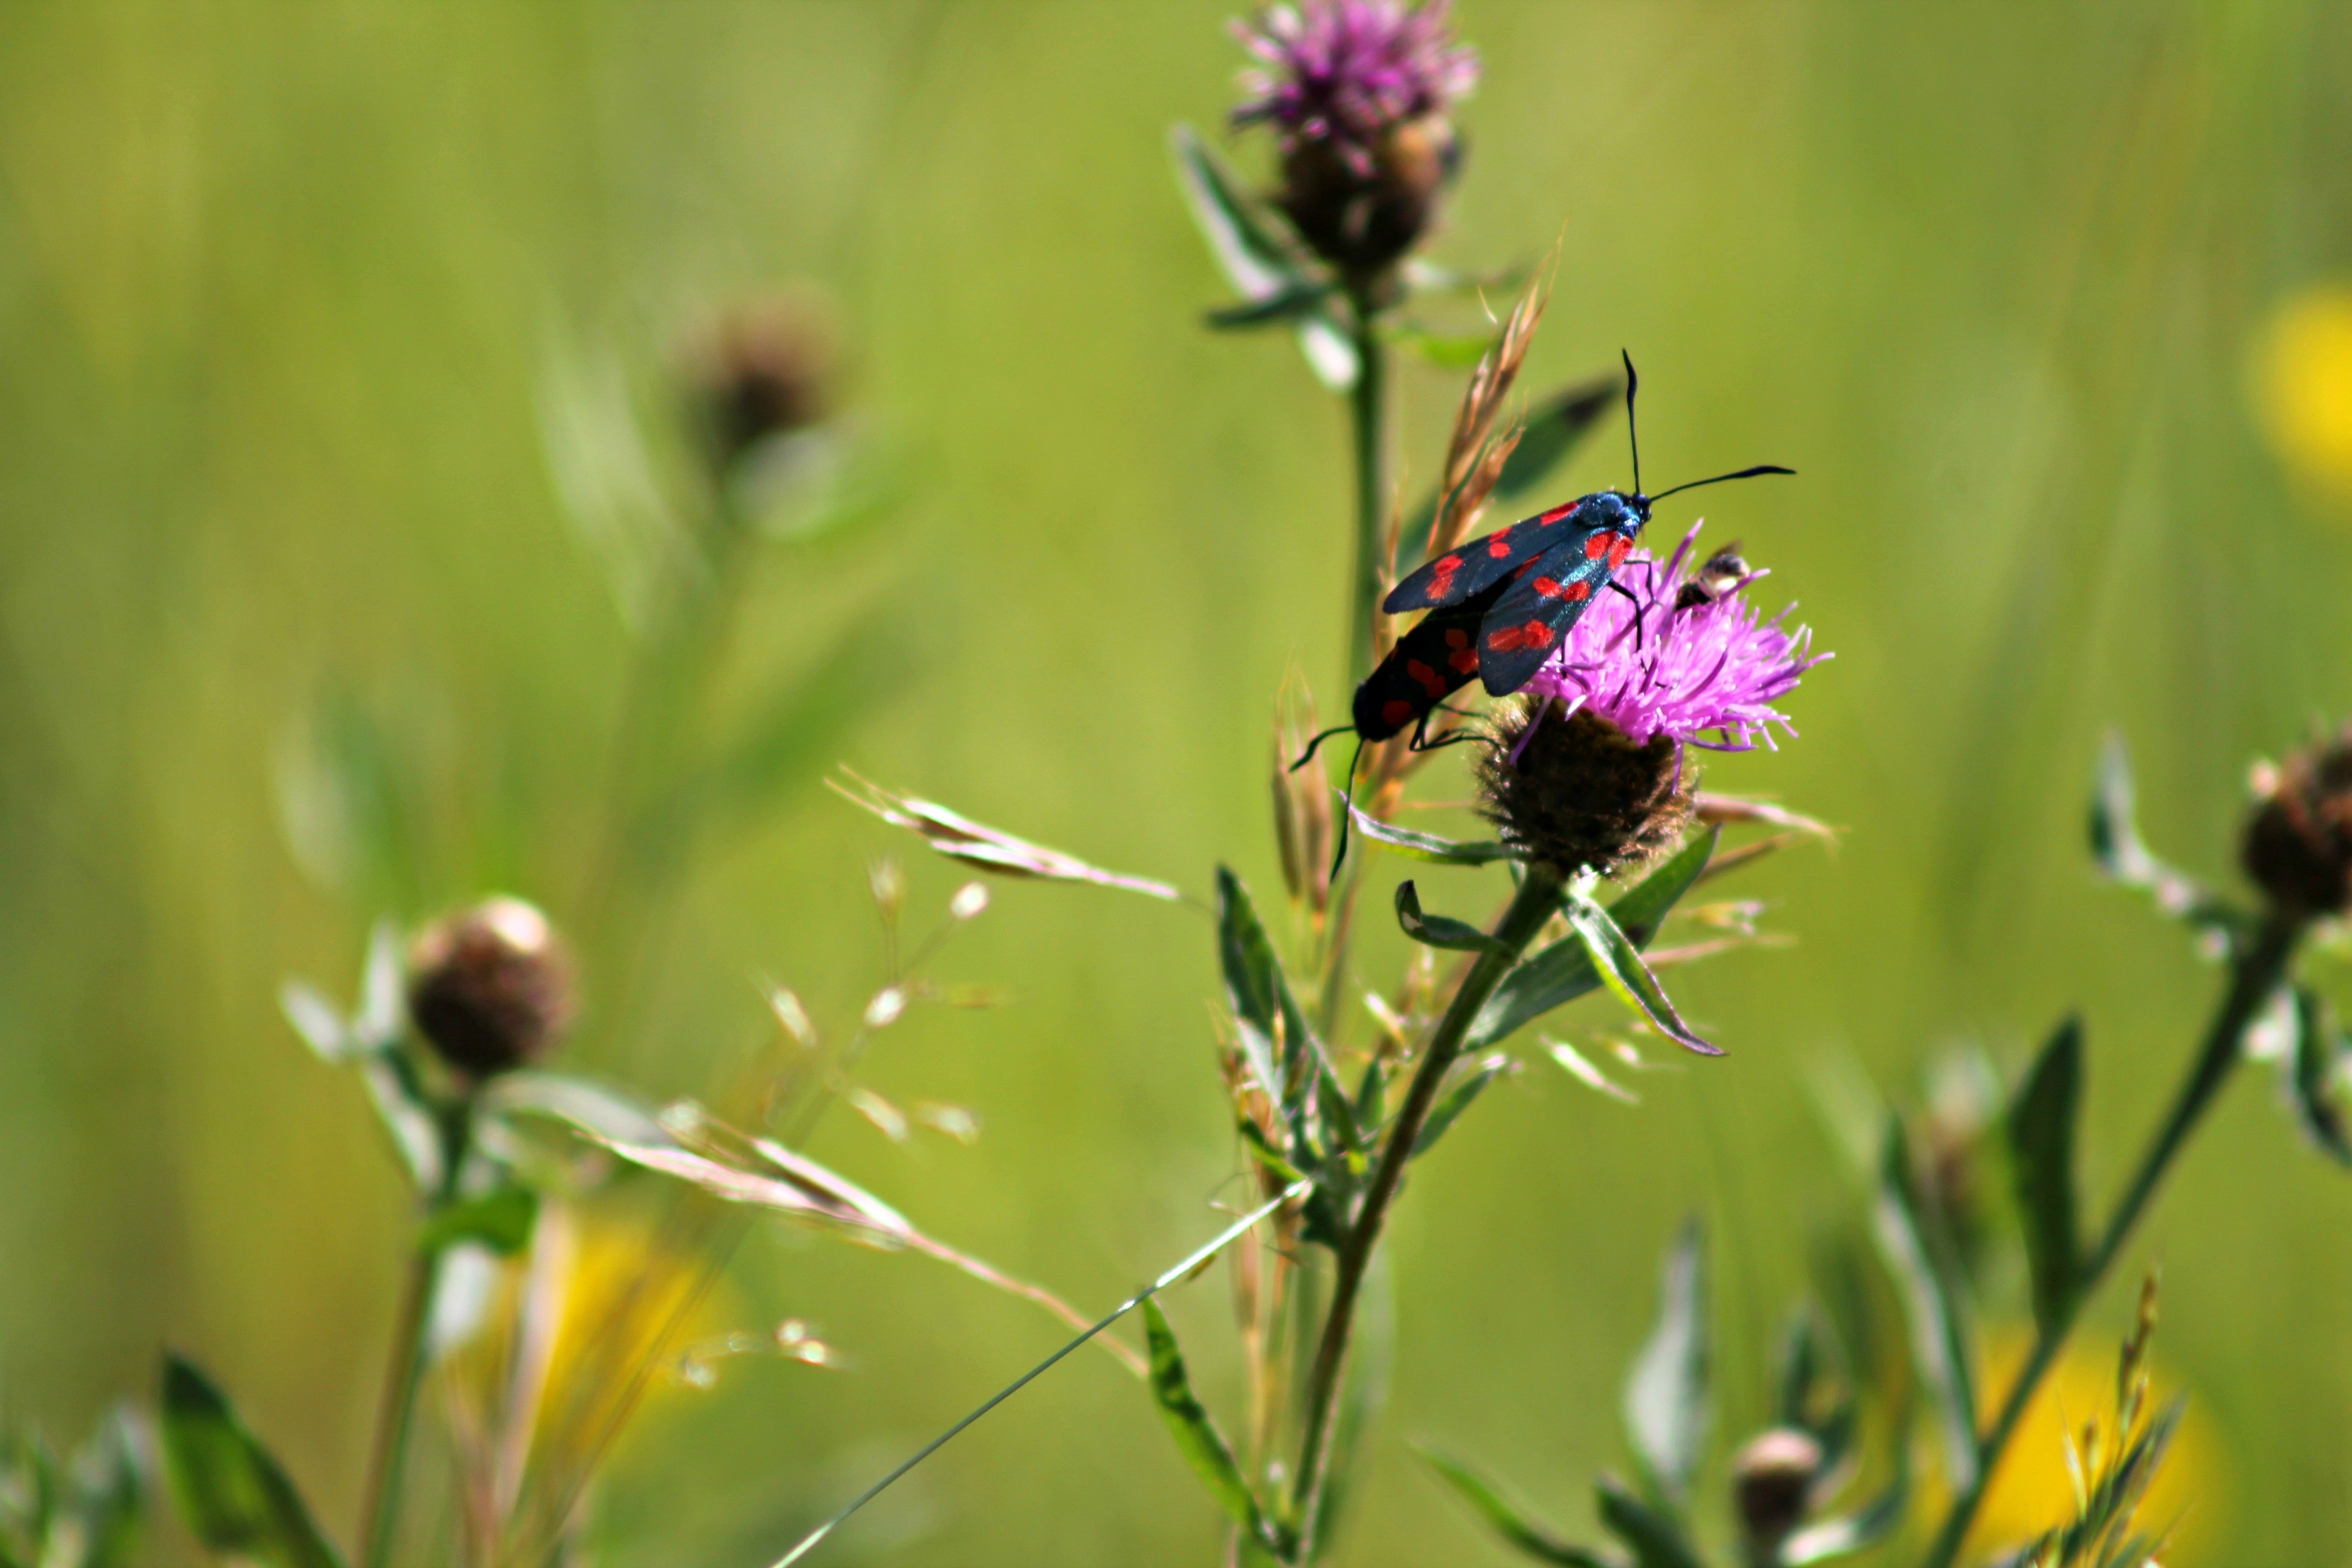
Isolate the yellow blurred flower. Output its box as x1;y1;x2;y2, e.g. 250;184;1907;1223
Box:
2253;285;2352;495
1964;1326;2222;1564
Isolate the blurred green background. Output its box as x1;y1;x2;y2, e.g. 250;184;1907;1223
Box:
5;2;2352;1562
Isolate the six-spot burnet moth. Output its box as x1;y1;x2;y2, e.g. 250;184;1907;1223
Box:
1297;352;1794;872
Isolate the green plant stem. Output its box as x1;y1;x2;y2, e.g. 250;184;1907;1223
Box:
359;1109;473;1568
1292;861;1567;1560
1917;913;2302;1568
1343;294;1390;694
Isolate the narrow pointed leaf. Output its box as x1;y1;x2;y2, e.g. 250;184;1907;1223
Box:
2287;986;2352;1165
1593;1474;1707;1568
1168;124;1355;390
1345;797;1522;863
1140;1301;1275;1548
1563;892;1719;1055
2008;1016;2085;1333
159;1356;345;1568
418;1185;539;1257
2088;732;2243;949
1469;831;1716;1047
1396;880;1511;954
1411;1054;1510;1159
1871;1116;1977;1491
1623;1219;1709;1506
1205;281;1333;329
1417;1445;1625;1567
1216;866;1323;1133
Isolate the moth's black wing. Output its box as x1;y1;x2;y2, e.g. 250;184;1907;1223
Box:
1474;540;1619;697
1382;497;1594;614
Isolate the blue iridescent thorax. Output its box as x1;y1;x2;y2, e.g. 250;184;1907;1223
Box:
1569;489;1651;536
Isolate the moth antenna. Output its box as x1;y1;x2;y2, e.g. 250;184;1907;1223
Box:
1328;735;1370;878
1646;464;1796;504
1621;349;1641;498
1289;723;1355;773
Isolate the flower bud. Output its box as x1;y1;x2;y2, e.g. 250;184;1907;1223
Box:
1475;701;1694;878
691;292;836;471
1277;112;1460;280
2241;723;2352;919
1730;1426;1823;1554
406;897;575;1079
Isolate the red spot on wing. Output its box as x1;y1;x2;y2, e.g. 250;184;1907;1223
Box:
1427;554;1461;598
1406;659;1445;697
1381;699;1414;727
1608;535;1632;569
1534;576;1563;599
1584;532;1612;560
1486;528;1514;559
1443;627;1478;672
1564;578;1591;603
1539;502;1576;525
1513;559;1539;579
1486;620;1557;652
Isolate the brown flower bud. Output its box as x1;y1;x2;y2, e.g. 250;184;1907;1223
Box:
1731;1426;1823;1553
407;897;575;1079
1278;113;1460;283
1474;700;1694;878
692;293;837;471
2241;723;2352;919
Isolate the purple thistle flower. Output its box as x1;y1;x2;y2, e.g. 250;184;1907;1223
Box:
1518;522;1831;754
1231;0;1479;177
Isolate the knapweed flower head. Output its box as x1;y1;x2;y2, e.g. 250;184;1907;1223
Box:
408;895;576;1080
1475;526;1828;876
2242;721;2352;919
1231;0;1478;276
1520;523;1827;753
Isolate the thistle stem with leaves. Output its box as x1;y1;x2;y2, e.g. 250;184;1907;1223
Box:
1919;913;2304;1568
1343;291;1391;693
1292;861;1567;1554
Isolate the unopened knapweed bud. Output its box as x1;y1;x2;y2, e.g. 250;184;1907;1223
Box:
407;897;575;1079
692;291;837;471
2242;723;2352;919
1477;702;1693;878
1730;1426;1823;1554
1231;0;1478;281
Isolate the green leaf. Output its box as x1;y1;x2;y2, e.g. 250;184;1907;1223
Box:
1139;1301;1277;1551
70;1404;149;1568
1205;281;1333;330
1416;1445;1624;1567
1411;1054;1510;1159
1401;374;1623;566
1345;797;1522;864
2088;732;2244;951
418;1185;539;1257
1214;866;1321;1122
1167;124;1356;391
1562;891;1718;1056
1773;1306;1857;1473
482;1069;671;1147
1395;880;1511;954
2007;1016;2085;1334
1391;324;1498;371
1623;1219;1709;1507
1600;829;1718;948
1593;1474;1707;1568
159;1356;345;1568
2286;987;2352;1166
1871;1116;1978;1492
1469;831;1715;1048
